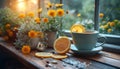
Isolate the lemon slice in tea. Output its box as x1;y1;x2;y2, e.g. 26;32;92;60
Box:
71;24;85;33
54;36;71;54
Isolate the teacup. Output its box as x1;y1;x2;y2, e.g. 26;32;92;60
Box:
71;30;106;50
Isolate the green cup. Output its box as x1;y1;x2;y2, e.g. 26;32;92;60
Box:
71;30;105;50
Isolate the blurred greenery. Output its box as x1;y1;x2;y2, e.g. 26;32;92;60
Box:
62;0;95;30
100;0;120;21
99;0;120;35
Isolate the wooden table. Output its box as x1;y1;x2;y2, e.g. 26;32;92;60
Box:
0;39;120;69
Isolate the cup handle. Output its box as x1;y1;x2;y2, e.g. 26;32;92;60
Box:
96;35;106;46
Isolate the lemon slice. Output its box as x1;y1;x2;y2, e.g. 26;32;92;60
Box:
71;24;85;33
54;36;71;54
52;54;67;59
35;52;53;58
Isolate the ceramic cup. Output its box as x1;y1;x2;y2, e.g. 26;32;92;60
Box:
71;30;106;50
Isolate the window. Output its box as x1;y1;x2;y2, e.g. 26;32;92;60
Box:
1;0;120;52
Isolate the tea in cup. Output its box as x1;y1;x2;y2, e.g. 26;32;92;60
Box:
71;30;105;50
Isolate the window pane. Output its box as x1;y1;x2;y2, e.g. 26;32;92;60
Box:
99;0;120;35
62;0;95;30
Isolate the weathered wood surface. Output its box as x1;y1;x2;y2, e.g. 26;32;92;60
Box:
0;39;119;69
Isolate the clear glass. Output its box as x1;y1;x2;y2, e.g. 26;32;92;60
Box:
99;0;120;35
62;0;95;30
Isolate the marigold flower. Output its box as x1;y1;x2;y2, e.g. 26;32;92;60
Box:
99;13;104;18
28;30;38;38
21;45;31;54
27;12;34;17
47;10;56;17
5;24;11;28
77;13;81;17
35;17;40;24
8;31;13;37
18;13;25;18
107;29;112;33
57;9;64;17
43;18;49;23
109;22;115;27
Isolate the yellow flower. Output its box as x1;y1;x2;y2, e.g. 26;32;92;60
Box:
35;17;40;24
47;2;53;8
18;13;25;18
37;31;44;38
8;31;13;37
77;13;81;17
109;22;115;27
103;24;108;29
28;30;38;38
27;12;34;17
43;18;49;23
99;13;104;18
38;8;42;13
47;10;56;17
5;23;11;28
21;45;31;54
57;9;64;17
107;29;112;33
55;4;63;7
6;29;13;37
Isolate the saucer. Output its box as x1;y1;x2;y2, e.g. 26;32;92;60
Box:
70;44;103;55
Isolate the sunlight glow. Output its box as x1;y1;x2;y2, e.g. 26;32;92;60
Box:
17;0;26;12
30;0;38;4
17;0;38;13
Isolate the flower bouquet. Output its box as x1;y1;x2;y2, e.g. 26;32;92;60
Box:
0;7;20;41
14;12;46;50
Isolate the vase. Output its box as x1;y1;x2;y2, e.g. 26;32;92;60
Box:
46;31;57;48
29;38;40;49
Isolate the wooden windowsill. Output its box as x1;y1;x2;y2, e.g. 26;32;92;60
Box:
0;38;120;69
